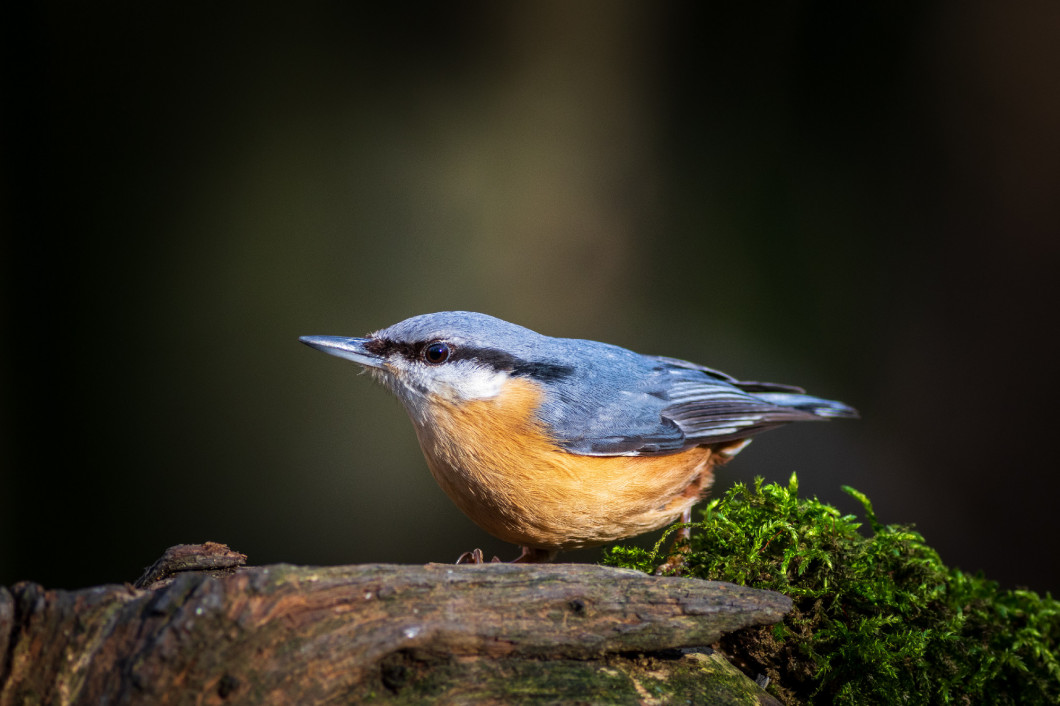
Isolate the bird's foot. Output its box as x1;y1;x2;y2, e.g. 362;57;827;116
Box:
654;545;690;575
454;546;557;564
455;548;501;564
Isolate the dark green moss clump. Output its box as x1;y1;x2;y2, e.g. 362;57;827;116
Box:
602;475;1060;705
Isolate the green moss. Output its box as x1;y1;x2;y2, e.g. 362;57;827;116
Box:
602;474;1060;705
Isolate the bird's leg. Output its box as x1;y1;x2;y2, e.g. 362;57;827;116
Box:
676;506;693;543
655;507;693;575
511;546;558;563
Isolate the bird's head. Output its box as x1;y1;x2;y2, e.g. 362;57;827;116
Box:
300;312;575;413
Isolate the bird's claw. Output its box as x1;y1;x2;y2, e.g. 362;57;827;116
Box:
455;546;557;564
654;549;689;575
455;548;502;564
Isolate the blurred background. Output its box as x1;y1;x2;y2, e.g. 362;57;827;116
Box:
3;2;1058;593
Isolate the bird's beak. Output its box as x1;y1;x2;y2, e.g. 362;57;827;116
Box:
299;336;384;369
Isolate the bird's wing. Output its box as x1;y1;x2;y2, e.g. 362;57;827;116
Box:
545;357;855;457
647;355;808;393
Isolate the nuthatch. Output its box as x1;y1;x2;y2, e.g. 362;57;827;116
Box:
301;311;856;563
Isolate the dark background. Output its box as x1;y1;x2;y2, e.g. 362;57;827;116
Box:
4;2;1058;593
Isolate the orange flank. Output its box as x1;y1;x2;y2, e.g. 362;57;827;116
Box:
412;378;730;551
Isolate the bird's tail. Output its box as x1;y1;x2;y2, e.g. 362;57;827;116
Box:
751;392;859;419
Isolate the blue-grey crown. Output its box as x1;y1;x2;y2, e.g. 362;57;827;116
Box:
371;311;576;383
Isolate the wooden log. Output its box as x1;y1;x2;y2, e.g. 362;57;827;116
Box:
0;545;790;704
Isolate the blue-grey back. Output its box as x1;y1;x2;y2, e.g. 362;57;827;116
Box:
376;311;857;457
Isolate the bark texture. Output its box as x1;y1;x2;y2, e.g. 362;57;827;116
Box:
0;547;790;704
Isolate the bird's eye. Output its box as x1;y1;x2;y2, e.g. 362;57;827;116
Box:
423;341;451;365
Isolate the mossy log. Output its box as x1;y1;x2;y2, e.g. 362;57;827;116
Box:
0;544;789;704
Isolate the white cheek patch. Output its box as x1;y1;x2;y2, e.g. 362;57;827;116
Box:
435;363;509;401
376;358;510;406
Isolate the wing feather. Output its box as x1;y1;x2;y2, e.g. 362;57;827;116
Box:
541;348;855;457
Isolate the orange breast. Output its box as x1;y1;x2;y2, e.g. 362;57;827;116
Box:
411;378;727;550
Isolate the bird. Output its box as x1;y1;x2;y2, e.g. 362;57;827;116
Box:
300;311;857;564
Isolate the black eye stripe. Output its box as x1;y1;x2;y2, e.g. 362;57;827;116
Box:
364;337;417;359
449;346;574;382
366;337;451;364
368;338;574;382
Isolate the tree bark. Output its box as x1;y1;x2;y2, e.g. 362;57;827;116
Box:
0;544;789;705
